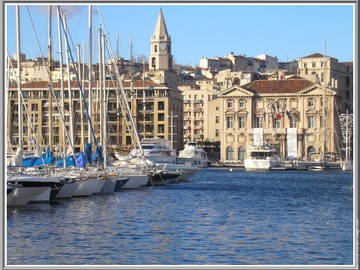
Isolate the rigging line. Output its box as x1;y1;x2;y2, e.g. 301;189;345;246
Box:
58;6;98;146
7;50;50;171
97;6;147;167
26;6;78;161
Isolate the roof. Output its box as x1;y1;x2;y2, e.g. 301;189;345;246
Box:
340;61;353;66
241;79;315;94
152;8;170;40
11;80;166;89
301;53;325;58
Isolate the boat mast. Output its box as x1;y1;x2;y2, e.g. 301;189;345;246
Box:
63;14;75;150
101;33;107;168
48;5;53;151
57;7;66;167
77;44;85;150
322;40;326;163
88;5;93;144
16;5;23;161
142;56;146;139
345;109;349;162
98;28;103;147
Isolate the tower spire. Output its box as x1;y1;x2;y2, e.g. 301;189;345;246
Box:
152;8;170;40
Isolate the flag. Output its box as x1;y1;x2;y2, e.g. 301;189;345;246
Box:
275;113;282;120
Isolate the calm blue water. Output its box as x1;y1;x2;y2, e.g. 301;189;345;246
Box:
7;169;353;265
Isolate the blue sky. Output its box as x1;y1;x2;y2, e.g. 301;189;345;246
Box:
6;4;354;66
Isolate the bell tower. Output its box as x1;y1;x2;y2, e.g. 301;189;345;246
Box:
149;9;172;71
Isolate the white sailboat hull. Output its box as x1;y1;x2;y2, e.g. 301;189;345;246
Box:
28;187;52;203
120;175;148;189
99;178;117;194
7;187;50;206
73;178;103;196
55;181;79;199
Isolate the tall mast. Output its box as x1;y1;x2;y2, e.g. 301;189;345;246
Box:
116;32;119;59
57;7;66;167
345;109;349;162
48;5;53;151
142;56;146;139
16;5;23;156
98;28;103;146
64;14;75;150
322;40;326;162
101;33;107;168
88;5;93;143
77;44;84;150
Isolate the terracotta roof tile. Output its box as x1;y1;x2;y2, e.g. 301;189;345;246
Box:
301;53;325;58
241;79;314;94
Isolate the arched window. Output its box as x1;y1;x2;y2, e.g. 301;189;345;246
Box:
233;78;240;86
238;146;245;161
226;146;234;160
151;57;156;68
154;45;158;52
307;146;316;160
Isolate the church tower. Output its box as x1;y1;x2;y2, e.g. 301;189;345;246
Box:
149;9;172;71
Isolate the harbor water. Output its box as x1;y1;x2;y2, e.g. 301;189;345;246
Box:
7;169;353;265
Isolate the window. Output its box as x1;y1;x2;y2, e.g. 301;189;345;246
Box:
216;107;219;111
151;57;156;68
239;116;245;128
158;101;165;110
321;61;324;67
158;113;164;121
215;129;219;137
239;100;245;108
226;116;233;129
226;146;233;160
215;116;219;124
307;115;315;128
274;118;281;128
158;124;164;133
256;116;263;128
312;62;316;68
238;146;245;161
304;63;307;68
308;99;315;107
154;45;158;53
227;100;233;109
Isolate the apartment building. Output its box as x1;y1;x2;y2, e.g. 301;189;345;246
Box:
7;79;183;153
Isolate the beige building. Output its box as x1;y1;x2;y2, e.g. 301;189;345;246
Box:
298;53;353;112
218;79;342;162
7;79;183;153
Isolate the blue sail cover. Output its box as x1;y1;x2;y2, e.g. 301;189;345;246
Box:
55;153;88;168
92;145;103;163
84;144;92;163
22;151;54;167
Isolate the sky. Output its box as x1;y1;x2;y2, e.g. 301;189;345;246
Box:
6;4;354;66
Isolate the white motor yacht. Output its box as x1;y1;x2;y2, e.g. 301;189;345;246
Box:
178;142;209;168
244;145;283;171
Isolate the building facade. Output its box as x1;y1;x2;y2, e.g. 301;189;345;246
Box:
218;79;342;162
7;80;183;154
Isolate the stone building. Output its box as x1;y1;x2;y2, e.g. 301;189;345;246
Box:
298;53;353;112
7;79;183;153
218;79;342;162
